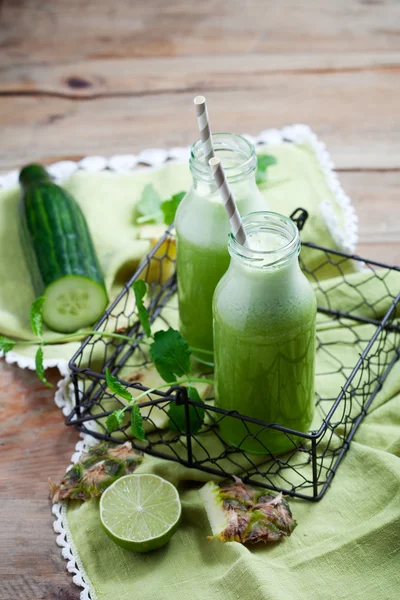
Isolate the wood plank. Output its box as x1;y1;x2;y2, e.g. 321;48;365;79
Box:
0;72;399;171
339;170;400;265
0;362;80;599
1;53;399;98
1;0;400;65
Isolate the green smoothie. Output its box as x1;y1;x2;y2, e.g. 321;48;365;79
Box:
175;134;267;363
213;212;317;454
177;235;230;363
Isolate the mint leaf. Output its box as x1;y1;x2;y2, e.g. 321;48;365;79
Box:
132;280;152;338
106;409;125;433
168;386;205;434
35;346;53;388
105;368;132;402
161;191;186;225
149;328;191;383
136;184;163;224
30;296;45;338
0;336;15;355
256;154;277;185
131;402;146;440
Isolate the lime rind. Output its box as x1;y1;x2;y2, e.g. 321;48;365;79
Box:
100;474;181;552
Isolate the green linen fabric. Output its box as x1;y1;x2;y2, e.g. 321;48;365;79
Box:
0;141;353;363
2;143;398;598
65;270;400;600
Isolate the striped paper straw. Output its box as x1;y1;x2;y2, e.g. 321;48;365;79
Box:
209;156;248;246
194;95;215;164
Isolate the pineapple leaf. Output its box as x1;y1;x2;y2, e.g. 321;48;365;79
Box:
105;368;132;402
30;296;46;338
133;280;152;338
0;336;15;355
131;401;146;440
35;346;53;388
106;409;125;433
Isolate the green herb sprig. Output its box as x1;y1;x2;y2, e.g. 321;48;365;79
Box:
256;154;277;185
106;281;213;438
136;184;185;225
0;281;214;439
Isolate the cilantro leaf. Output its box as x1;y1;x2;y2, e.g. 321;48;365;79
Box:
256;154;277;185
168;386;205;434
149;328;191;383
131;402;146;440
136;184;163;224
30;296;45;338
106;409;125;433
105;368;132;402
161;191;186;225
132;280;152;338
35;346;53;387
0;336;15;355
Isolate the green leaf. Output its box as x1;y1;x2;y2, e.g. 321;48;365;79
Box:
105;368;132;402
256;154;277;185
30;296;46;338
136;184;163;224
35;346;53;388
0;336;15;355
132;280;152;338
149;328;191;383
161;191;186;225
131;401;146;440
106;409;125;433
168;386;205;434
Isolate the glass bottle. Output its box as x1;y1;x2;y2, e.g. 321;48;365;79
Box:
175;133;267;364
213;211;317;454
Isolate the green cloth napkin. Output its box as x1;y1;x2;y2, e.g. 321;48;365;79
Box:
0;140;355;366
4;139;398;598
63;269;400;600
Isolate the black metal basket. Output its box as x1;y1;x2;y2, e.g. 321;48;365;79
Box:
66;213;400;501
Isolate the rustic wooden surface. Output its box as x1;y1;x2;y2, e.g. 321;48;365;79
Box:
0;0;399;598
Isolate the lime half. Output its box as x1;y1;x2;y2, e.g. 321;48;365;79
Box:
100;474;181;553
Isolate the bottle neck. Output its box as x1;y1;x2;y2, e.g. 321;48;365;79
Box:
228;211;301;273
189;133;257;188
192;170;258;197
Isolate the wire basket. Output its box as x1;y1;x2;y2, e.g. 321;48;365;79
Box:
67;212;400;501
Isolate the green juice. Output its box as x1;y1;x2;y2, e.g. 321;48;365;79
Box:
213;212;317;455
177;236;230;363
175;133;267;363
176;192;266;363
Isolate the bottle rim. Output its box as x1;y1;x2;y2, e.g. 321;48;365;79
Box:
189;133;257;183
228;211;300;269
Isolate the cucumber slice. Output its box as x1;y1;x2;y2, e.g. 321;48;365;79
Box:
43;275;108;333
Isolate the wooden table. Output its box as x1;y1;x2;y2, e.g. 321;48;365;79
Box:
0;1;399;597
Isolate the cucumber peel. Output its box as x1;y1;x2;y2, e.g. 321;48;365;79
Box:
19;164;108;333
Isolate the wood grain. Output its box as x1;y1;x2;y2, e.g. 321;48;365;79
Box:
340;171;400;264
0;0;399;598
1;53;399;98
1;74;399;171
0;362;80;599
1;0;400;63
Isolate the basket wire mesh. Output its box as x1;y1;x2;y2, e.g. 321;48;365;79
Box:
67;211;400;501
